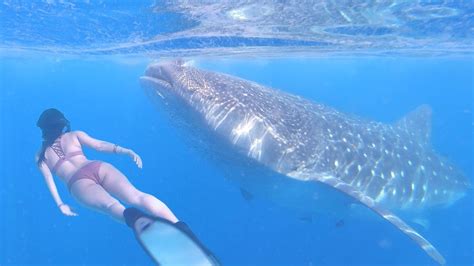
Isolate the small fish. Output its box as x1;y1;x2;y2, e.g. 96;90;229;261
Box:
335;219;345;228
240;188;254;201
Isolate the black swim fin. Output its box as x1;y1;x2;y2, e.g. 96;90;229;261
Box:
124;207;220;266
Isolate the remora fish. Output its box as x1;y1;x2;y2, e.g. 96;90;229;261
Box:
140;60;470;264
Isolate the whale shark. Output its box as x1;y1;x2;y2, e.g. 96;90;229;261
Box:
140;60;470;265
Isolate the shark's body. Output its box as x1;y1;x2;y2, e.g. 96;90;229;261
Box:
140;60;469;264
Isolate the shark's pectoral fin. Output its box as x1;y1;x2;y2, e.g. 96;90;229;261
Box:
312;175;445;265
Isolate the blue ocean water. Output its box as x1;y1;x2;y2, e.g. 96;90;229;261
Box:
1;56;472;265
1;1;473;266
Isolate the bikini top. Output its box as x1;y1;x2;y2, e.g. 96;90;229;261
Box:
50;135;84;174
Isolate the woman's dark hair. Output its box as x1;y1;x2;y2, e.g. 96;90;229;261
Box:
36;108;71;165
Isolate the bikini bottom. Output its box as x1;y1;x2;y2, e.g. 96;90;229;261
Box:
67;161;103;192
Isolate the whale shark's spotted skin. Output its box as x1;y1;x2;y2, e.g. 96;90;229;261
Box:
141;60;470;264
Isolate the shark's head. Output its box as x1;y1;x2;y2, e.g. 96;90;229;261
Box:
140;60;222;113
140;59;301;170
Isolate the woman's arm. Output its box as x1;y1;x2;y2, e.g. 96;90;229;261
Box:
75;131;142;168
37;159;78;216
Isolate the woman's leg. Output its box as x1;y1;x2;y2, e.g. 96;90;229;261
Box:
99;163;179;223
70;179;125;223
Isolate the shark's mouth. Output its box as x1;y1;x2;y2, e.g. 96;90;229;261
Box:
142;60;197;103
141;77;169;100
141;64;177;100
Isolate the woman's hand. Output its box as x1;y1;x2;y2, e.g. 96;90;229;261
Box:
127;150;143;169
59;204;78;217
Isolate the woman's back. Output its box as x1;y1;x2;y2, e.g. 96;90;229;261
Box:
43;131;88;180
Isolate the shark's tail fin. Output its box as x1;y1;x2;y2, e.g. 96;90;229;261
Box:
395;105;432;146
311;175;446;265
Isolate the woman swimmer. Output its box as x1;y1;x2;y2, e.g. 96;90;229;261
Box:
35;108;178;223
36;108;219;263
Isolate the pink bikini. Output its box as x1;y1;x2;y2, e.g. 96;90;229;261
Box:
50;135;103;192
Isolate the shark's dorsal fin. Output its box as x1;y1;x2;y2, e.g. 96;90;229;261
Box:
310;175;445;265
395;105;432;145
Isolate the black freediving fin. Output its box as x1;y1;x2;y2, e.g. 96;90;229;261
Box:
124;207;221;266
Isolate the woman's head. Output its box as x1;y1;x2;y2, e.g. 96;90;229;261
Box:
37;108;70;133
36;108;71;164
